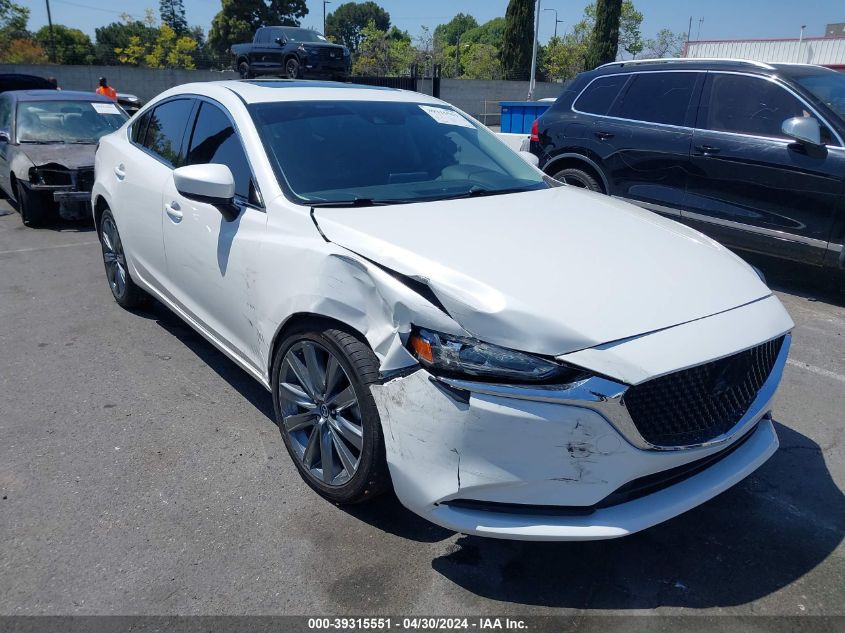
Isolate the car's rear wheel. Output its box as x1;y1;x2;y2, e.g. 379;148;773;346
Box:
272;326;389;504
285;57;302;79
238;61;252;79
16;181;47;227
552;167;602;192
99;209;148;309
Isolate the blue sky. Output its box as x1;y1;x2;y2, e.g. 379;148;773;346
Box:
24;0;845;44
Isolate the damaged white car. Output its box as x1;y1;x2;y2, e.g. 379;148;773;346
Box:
92;80;794;541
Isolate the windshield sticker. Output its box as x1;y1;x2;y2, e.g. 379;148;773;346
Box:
418;105;474;128
91;102;121;115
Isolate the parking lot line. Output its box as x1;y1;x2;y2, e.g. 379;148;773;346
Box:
786;358;845;384
0;241;98;256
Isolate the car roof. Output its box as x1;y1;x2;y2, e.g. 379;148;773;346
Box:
160;79;447;106
589;57;834;77
9;89;114;102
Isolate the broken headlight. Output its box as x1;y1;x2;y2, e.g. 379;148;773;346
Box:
407;327;587;384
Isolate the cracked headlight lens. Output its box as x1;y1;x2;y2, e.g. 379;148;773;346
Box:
408;327;587;383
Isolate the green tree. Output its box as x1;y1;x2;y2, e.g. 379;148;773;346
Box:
461;43;502;79
0;0;30;56
208;0;307;56
433;13;478;46
145;23;197;68
501;0;534;80
159;0;188;36
352;20;414;76
95;17;158;64
461;17;506;48
583;0;642;58
585;0;622;69
35;25;95;64
325;1;389;53
643;28;685;58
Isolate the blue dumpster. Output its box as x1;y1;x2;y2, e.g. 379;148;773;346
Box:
499;101;553;134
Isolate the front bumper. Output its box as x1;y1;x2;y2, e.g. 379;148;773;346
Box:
371;335;787;541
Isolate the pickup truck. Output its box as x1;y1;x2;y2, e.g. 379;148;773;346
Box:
231;26;350;81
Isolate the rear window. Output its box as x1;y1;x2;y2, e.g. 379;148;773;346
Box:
614;72;698;126
573;75;628;116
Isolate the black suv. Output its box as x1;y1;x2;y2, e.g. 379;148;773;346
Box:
530;59;845;271
231;26;350;81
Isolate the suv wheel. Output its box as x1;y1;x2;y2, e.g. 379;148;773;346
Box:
552;167;602;192
285;57;302;79
238;61;252;79
272;326;389;504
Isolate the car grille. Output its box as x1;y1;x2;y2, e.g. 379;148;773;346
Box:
316;48;342;61
75;168;95;192
623;337;785;447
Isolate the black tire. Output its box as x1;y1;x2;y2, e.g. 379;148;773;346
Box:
272;325;389;505
238;61;252;79
98;209;148;309
552;167;603;192
285;57;302;79
16;181;48;227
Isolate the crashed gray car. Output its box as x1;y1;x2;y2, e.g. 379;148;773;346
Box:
0;89;128;226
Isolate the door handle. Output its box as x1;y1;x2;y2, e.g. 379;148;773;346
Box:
165;201;183;222
113;164;126;180
695;144;721;155
594;131;615;140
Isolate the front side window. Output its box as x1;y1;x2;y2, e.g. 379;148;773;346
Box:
249;100;548;205
574;75;628;116
614;72;697;126
15;99;127;143
142;99;194;166
699;74;813;139
791;71;845;123
186;102;253;201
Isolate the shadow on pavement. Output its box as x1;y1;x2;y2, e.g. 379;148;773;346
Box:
431;422;843;609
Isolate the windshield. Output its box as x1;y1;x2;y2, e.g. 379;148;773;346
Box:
16;100;128;144
249;100;547;205
793;72;845;120
284;29;328;43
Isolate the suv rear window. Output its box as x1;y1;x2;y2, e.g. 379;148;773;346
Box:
614;72;697;126
574;75;628;116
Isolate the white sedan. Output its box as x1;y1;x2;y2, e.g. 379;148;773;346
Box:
92;80;793;541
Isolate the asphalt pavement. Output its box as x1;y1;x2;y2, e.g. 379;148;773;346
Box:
0;201;842;620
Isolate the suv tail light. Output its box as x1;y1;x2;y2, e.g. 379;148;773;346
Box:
530;119;540;142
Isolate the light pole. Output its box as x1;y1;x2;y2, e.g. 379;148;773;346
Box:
544;8;563;39
797;24;807;63
528;0;541;100
44;0;56;63
322;0;331;34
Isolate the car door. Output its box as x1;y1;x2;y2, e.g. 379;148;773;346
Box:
684;72;845;265
161;99;267;368
0;95;12;195
594;71;702;214
116;98;195;290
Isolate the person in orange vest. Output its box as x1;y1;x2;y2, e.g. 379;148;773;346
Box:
96;77;117;101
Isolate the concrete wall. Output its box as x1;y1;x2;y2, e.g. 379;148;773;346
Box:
0;64;238;101
0;64;564;121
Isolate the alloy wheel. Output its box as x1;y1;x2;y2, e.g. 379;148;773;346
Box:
278;340;364;486
100;215;128;299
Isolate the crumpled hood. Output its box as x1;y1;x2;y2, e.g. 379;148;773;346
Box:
314;186;771;356
19;143;96;170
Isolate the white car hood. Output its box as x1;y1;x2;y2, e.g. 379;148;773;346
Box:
314;186;771;356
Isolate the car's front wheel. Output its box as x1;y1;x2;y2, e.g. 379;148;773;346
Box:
99;209;148;308
16;181;47;227
272;326;389;504
285;57;302;79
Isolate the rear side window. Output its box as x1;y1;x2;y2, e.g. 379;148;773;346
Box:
186;102;253;201
142;99;194;167
131;111;150;144
574;75;627;115
0;96;11;131
699;73;820;140
614;72;698;126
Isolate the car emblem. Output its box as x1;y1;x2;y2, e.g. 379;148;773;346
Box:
330;52;336;58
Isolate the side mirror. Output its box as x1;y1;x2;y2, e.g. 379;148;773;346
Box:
173;164;239;221
274;37;285;46
518;150;540;167
782;116;823;146
0;130;9;143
